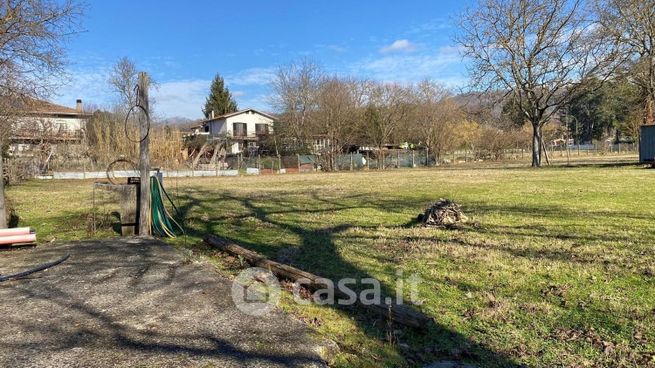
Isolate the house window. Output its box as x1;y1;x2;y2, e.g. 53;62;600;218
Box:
233;122;246;137
255;123;269;135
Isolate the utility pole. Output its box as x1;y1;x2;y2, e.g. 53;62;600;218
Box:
138;72;151;236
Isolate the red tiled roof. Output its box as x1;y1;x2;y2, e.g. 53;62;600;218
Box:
2;97;88;116
21;98;83;115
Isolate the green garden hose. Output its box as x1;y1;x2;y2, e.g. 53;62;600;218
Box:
150;176;184;238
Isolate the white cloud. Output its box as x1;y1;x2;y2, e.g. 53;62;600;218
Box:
326;44;347;53
237;93;272;111
151;77;274;119
151;79;210;119
379;39;416;54
225;67;276;86
406;19;452;36
51;66;114;110
352;45;466;87
51;64;278;119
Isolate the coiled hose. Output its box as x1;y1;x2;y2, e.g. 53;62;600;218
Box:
150;176;185;238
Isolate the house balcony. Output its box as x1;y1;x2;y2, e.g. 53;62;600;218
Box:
10;129;84;143
228;131;270;140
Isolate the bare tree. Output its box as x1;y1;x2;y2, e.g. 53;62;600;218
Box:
598;0;655;124
313;77;365;170
0;0;83;228
270;59;323;151
409;80;463;165
457;0;619;167
108;57;138;111
359;83;412;169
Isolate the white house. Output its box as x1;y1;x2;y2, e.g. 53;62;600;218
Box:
9;98;91;154
202;109;276;154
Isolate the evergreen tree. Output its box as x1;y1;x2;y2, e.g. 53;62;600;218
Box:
202;74;238;118
567;78;640;143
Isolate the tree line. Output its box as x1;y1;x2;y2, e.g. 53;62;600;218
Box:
268;60;495;171
264;0;653;168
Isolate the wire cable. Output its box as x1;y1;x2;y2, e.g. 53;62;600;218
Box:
124;104;150;143
0;254;70;282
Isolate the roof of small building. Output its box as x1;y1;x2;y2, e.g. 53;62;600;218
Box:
2;96;89;117
201;108;277;124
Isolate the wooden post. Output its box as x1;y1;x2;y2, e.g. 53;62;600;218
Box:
350;153;354;171
137;72;151;236
411;150;415;167
366;151;370;170
297;153;301;171
0;158;7;228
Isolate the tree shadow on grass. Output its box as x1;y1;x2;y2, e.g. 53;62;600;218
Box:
172;188;522;367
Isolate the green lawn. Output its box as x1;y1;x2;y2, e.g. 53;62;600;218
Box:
7;161;655;367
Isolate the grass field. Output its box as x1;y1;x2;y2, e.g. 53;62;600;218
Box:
6;159;655;367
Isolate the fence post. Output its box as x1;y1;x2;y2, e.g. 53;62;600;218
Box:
297;154;301;171
411;150;415;167
426;147;429;166
258;154;261;170
350;153;354;171
366;151;370;170
278;155;282;172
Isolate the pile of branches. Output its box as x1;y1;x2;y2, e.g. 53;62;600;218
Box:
420;199;468;228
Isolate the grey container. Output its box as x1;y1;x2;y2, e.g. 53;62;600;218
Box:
640;125;655;163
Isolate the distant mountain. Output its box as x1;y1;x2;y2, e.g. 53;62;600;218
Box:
158;116;195;126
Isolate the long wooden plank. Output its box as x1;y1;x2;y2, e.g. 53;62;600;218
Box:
204;235;431;329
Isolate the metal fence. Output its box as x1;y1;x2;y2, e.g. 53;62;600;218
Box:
18;142;641;180
196;144;639;173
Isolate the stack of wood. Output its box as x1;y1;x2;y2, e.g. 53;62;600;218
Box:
421;199;468;228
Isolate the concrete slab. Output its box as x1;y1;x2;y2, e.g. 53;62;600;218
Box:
0;238;326;367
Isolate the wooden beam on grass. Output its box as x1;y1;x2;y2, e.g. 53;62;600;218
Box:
204;234;432;329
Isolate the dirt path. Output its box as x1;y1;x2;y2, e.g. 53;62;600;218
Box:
0;238;326;367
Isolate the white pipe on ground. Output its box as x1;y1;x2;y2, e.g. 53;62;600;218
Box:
0;227;32;237
0;234;36;245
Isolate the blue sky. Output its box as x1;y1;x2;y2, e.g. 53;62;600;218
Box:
54;1;471;120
